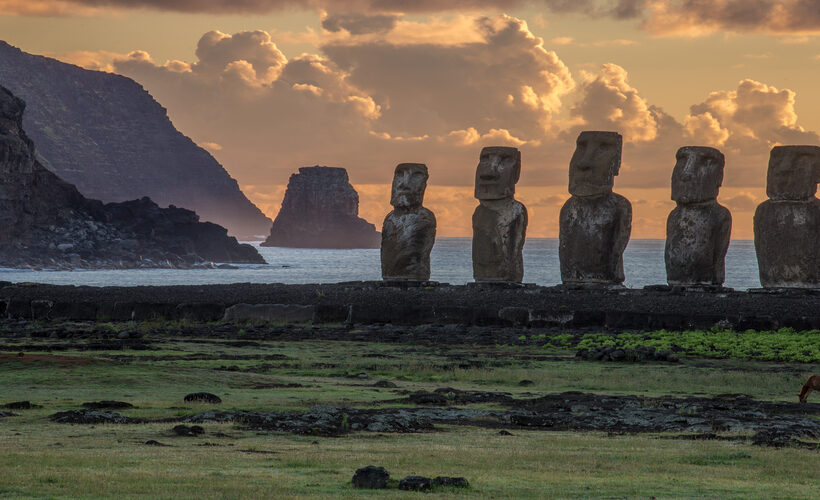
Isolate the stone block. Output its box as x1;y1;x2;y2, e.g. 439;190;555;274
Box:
223;303;315;323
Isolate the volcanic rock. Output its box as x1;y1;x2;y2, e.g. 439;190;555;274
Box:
0;85;264;269
262;166;380;249
352;466;390;489
0;41;271;239
398;475;432;491
184;392;222;404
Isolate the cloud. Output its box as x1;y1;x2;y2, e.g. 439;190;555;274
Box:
722;191;761;212
54;15;818;238
686;79;820;151
0;0;645;16
568;63;659;142
641;0;820;36
7;0;820;38
321;12;399;35
323;15;574;141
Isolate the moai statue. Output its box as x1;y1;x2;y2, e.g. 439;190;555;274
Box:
559;131;631;285
754;145;820;288
472;146;528;282
665;147;732;286
381;163;437;280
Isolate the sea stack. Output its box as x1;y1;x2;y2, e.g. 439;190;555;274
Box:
263;166;381;249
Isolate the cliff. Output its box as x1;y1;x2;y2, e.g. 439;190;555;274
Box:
262;166;380;249
0;41;271;239
0;85;264;268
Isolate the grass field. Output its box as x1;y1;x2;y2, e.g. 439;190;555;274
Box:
1;322;818;498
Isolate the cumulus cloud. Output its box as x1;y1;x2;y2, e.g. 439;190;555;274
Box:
54;13;819;237
568;63;659;142
323;15;574;140
686;79;820;151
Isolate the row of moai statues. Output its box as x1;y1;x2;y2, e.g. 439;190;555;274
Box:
380;131;820;289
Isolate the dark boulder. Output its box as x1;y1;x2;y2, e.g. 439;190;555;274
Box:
433;476;469;488
173;425;205;437
184;392;222;404
352;465;390;489
2;401;42;409
81;401;133;410
50;409;130;424
399;475;432;491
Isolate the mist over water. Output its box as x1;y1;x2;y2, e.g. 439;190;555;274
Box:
0;238;761;289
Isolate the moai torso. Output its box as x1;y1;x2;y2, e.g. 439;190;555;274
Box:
664;146;732;286
559;131;631;285
473;199;527;282
381;163;437;280
754;146;820;288
471;146;528;282
559;193;631;283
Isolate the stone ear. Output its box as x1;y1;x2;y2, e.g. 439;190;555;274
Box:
610;156;620;177
513;151;521;184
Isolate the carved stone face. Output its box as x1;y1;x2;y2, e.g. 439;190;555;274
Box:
474;146;521;200
390;163;429;209
766;146;820;200
568;131;622;197
671;146;724;204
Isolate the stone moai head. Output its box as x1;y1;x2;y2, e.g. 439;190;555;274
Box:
569;131;623;197
766;145;820;201
390;163;429;209
671;146;725;204
474;146;521;200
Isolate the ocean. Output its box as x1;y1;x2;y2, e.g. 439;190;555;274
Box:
0;238;762;290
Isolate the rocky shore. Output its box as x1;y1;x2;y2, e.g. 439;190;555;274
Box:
0;85;264;269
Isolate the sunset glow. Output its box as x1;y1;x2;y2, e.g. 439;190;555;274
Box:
2;0;819;238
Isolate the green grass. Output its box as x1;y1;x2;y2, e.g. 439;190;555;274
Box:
1;326;819;498
576;328;820;362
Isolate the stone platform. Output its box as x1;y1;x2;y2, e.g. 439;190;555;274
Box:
1;281;820;331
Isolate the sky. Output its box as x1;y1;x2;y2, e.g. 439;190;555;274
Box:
2;1;820;239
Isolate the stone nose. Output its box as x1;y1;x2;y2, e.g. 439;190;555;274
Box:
679;155;698;180
480;159;501;180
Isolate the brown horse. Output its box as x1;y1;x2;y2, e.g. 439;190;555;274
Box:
798;374;820;403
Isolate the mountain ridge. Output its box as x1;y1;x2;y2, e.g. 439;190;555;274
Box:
0;41;272;239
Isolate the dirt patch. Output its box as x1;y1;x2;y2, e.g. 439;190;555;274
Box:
0;353;92;366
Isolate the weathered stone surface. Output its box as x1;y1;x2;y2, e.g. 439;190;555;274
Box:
184;392;222;404
381;163;436;280
262;166;380;249
0;85;264;269
754;146;820;288
472;147;527;282
399;475;432;491
433;476;469;488
560;131;631;285
352;466;390;489
0;42;271;239
49;409;131;424
665;146;732;286
223;303;315;323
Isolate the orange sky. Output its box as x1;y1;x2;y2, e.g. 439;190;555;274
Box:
2;1;820;239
